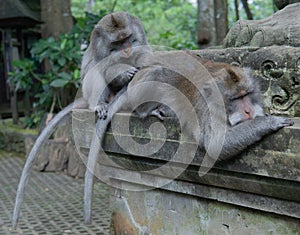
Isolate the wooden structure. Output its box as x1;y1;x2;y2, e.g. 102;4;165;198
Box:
0;0;41;120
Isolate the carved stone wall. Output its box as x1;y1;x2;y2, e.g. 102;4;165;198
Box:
193;46;300;117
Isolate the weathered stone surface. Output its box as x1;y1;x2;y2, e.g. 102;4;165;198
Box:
224;3;300;47
36;140;69;171
78;114;299;181
67;142;86;178
73;111;300;219
109;187;300;235
23;114;86;178
101;113;299;234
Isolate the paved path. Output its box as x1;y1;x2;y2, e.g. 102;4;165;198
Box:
0;152;111;235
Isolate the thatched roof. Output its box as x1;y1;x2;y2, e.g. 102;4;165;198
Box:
0;0;41;28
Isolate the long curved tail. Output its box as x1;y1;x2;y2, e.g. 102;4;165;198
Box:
83;119;107;224
84;86;128;224
12;98;86;228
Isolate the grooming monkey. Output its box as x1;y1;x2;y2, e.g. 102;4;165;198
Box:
81;11;152;117
12;11;151;228
83;51;294;222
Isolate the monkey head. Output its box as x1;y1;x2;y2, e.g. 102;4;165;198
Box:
214;65;265;126
90;11;149;61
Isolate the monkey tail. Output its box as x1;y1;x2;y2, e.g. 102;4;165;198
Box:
12;98;87;228
84;86;128;224
83;121;103;224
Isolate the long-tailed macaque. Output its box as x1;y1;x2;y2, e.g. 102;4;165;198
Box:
126;52;293;159
83;51;294;223
12;11;150;228
81;11;151;117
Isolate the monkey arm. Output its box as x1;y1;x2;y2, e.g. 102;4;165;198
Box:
104;64;139;91
93;65;138;119
94;86;111;119
205;115;294;161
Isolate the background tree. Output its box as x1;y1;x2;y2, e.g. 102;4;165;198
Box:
240;0;253;20
41;0;73;39
228;0;274;27
274;0;300;9
197;0;228;48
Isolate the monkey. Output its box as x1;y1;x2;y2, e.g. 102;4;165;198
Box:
127;52;294;162
83;51;294;223
12;11;151;228
81;11;152;118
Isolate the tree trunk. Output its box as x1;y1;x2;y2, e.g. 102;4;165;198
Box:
214;0;228;45
241;0;253;20
40;0;73;72
197;0;228;48
40;0;74;39
234;0;239;21
3;30;18;124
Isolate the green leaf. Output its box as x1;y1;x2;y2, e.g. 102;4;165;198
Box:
73;69;80;79
58;57;66;66
50;79;68;88
61;38;67;49
58;72;72;80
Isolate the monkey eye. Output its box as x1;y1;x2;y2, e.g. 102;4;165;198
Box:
231;90;250;100
131;38;138;44
110;47;117;52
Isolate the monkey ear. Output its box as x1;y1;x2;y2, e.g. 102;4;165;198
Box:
227;67;240;83
111;14;118;28
93;25;105;37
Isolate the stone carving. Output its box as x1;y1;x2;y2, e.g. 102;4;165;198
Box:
194;46;300;117
223;3;300;47
260;57;300;116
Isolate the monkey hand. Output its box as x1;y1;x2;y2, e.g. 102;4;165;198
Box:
94;102;108;120
150;108;166;121
265;115;294;131
121;66;139;81
150;105;174;121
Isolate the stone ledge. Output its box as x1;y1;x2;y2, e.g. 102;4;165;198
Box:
73;110;300;219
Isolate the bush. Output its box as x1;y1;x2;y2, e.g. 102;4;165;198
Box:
9;12;105;127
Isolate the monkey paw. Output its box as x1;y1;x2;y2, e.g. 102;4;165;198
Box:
268;116;294;131
122;67;139;80
150;105;174;121
150;108;166;121
95;103;108;120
